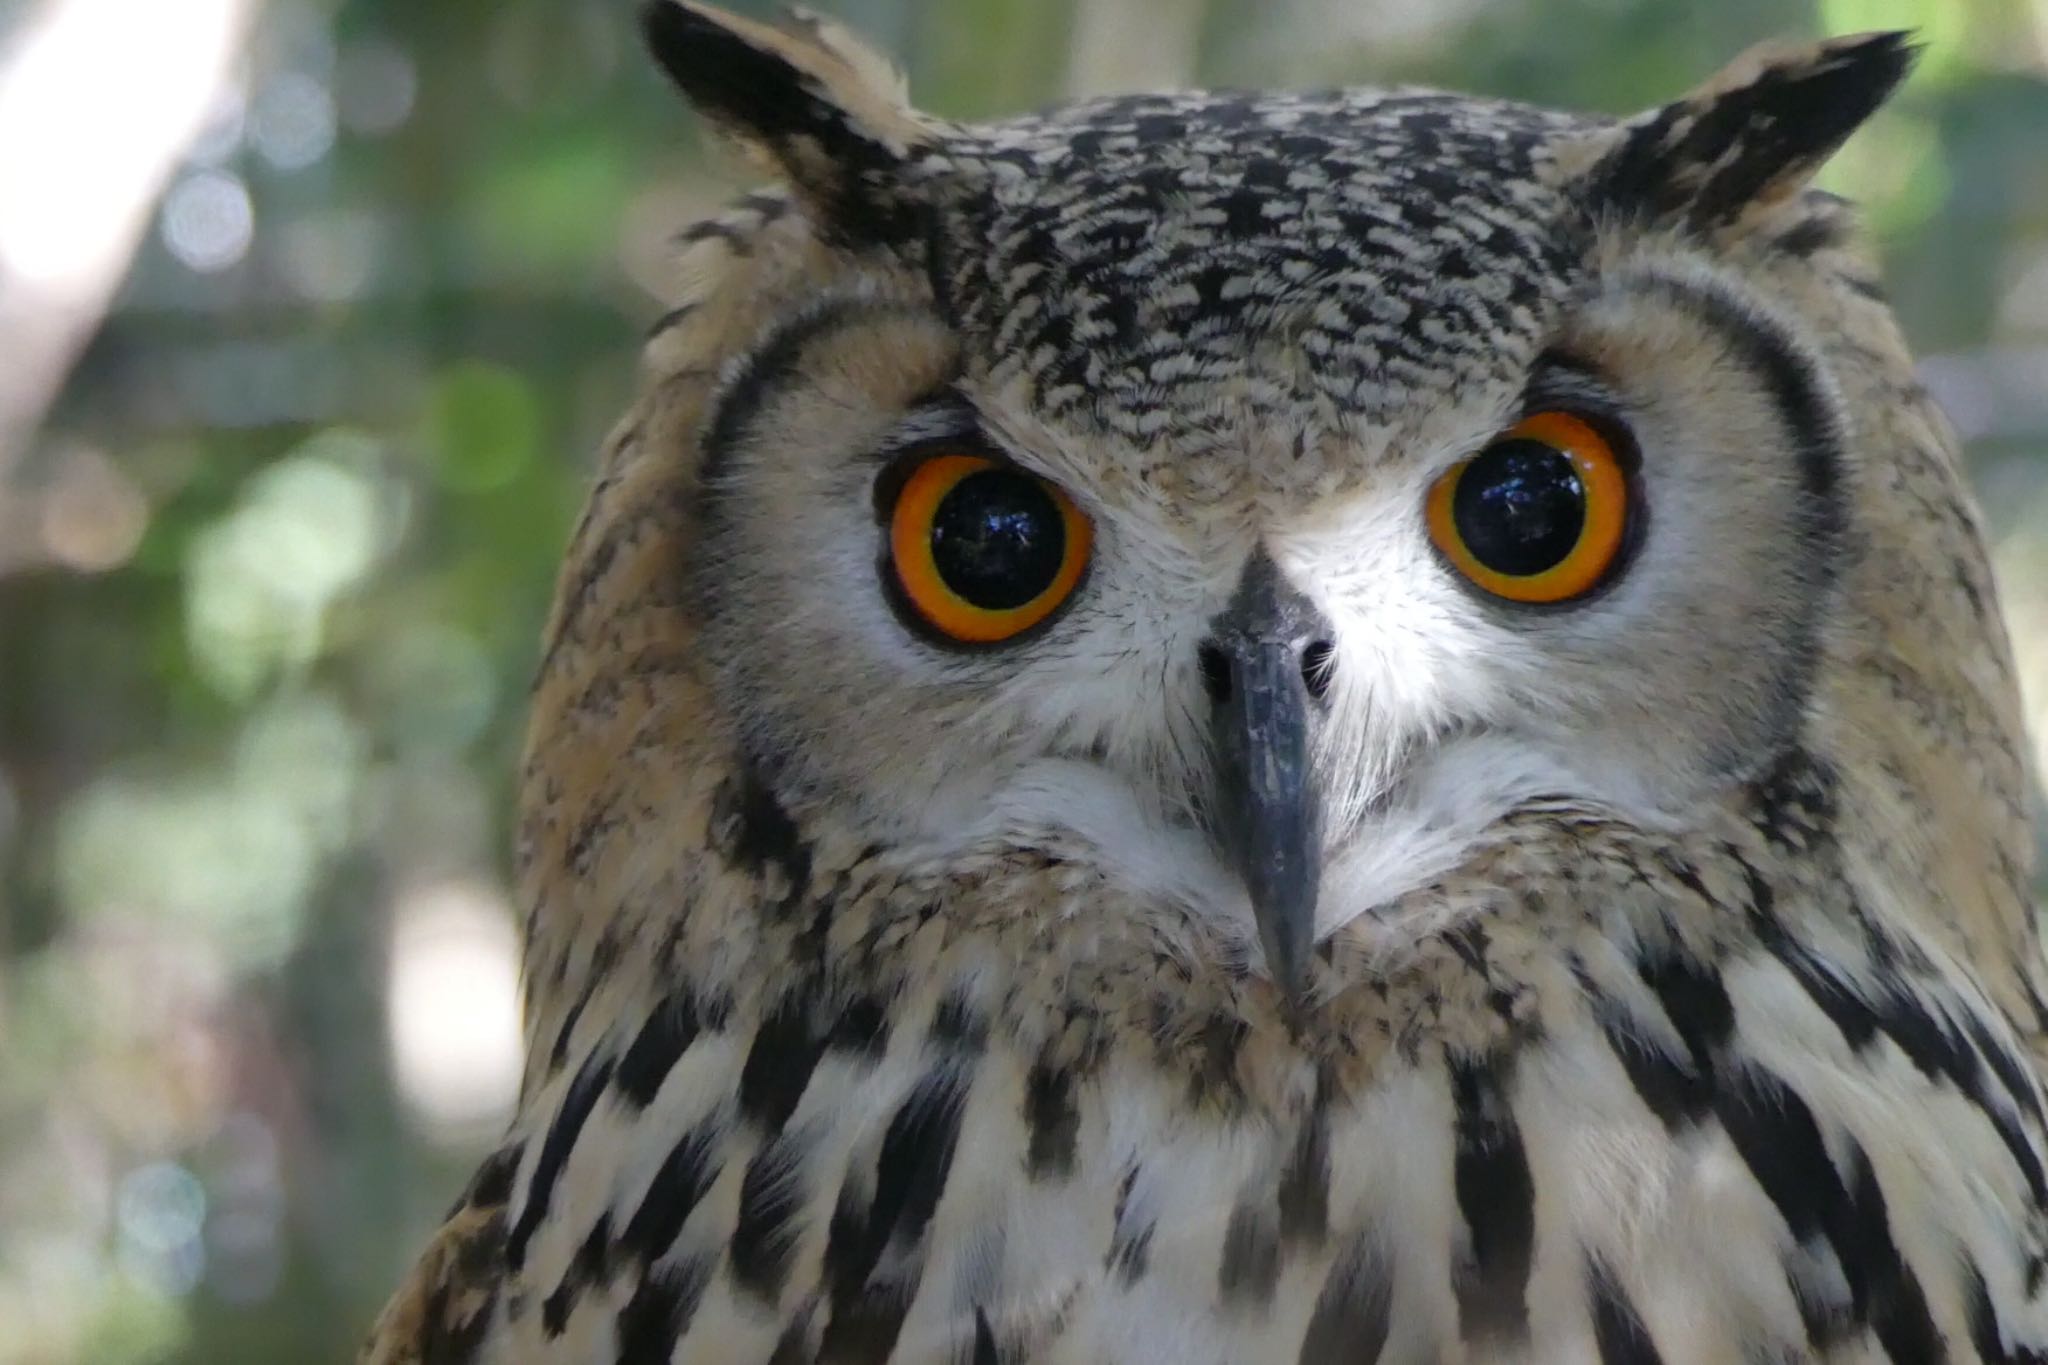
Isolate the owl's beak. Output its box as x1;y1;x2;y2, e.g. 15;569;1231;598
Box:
1205;555;1329;998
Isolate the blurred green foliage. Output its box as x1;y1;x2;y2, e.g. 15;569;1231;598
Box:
2;0;2046;1360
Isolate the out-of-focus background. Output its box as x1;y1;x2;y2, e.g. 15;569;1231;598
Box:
0;0;2044;1359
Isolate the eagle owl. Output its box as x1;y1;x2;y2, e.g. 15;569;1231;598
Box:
365;4;2048;1362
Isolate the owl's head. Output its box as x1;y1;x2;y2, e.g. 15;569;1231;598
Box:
531;4;2027;1000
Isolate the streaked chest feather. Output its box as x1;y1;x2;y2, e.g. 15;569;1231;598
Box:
419;808;2048;1365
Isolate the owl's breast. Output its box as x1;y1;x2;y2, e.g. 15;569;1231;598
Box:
424;847;2048;1365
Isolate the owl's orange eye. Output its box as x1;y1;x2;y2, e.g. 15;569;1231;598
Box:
887;453;1092;643
1426;410;1632;604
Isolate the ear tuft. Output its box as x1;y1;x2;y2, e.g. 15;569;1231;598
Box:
640;1;937;241
780;7;913;108
1585;30;1916;231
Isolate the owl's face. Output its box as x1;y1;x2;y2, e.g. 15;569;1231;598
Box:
634;7;1972;988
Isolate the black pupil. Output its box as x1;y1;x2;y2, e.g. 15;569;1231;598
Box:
929;469;1066;610
1452;439;1586;577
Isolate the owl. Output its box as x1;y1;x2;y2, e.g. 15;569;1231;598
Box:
364;3;2048;1362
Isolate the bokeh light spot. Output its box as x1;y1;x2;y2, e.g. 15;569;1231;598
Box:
39;445;149;573
367;624;500;754
335;38;417;136
249;71;335;171
183;441;389;696
278;207;387;302
386;878;525;1141
425;361;541;493
160;170;253;274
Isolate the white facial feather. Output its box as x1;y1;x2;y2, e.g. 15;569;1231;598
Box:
886;442;1700;960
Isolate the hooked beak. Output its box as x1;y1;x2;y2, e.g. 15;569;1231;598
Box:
1204;554;1331;998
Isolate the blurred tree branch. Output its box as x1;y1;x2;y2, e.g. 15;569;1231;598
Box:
0;0;262;477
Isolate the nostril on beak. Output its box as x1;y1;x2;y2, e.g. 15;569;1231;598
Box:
1300;639;1335;702
1197;642;1234;705
1198;638;1334;706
